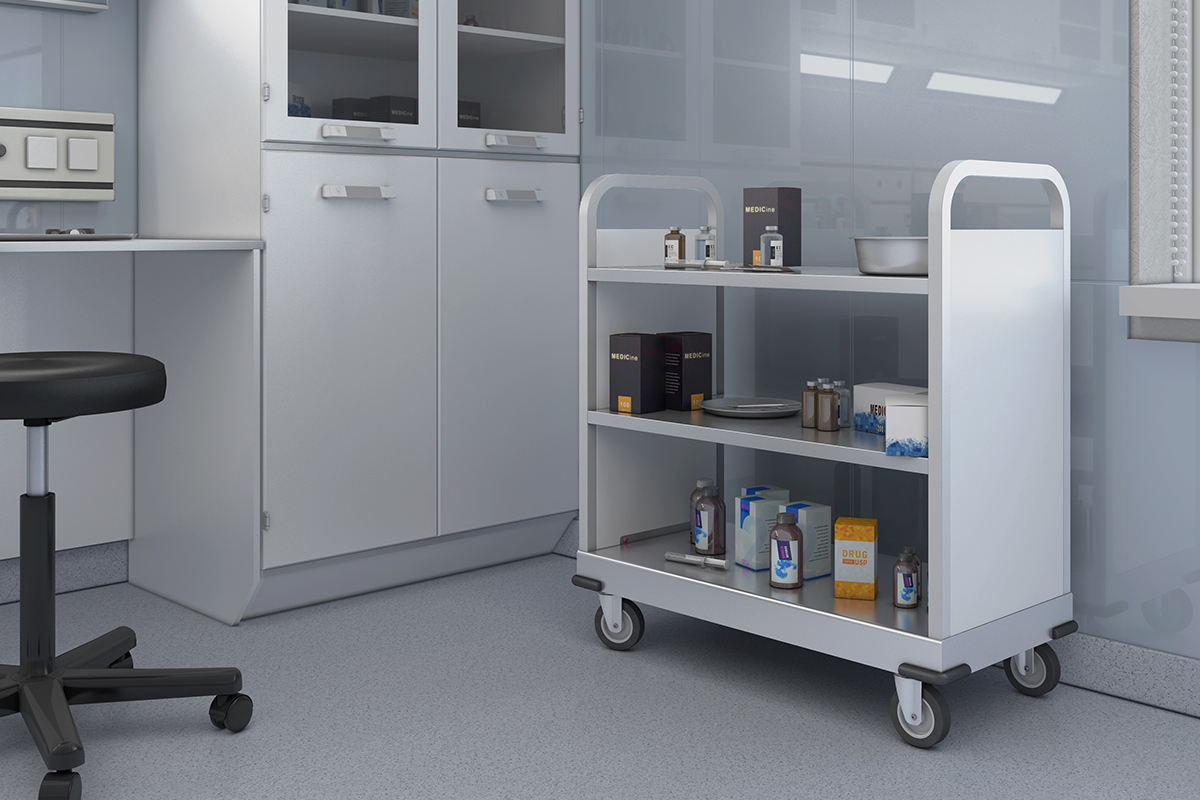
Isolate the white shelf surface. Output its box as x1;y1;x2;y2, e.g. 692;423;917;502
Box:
1118;283;1200;320
0;239;264;254
458;26;566;58
588;265;929;295
289;5;419;61
588;530;928;637
588;407;928;474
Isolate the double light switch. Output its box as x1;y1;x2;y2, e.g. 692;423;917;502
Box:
0;107;115;201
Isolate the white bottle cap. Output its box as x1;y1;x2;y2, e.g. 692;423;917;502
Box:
696;479;714;488
765;225;778;231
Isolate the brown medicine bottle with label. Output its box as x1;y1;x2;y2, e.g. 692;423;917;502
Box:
894;552;919;608
769;512;803;589
817;382;840;431
664;226;685;261
693;485;726;556
801;381;819;428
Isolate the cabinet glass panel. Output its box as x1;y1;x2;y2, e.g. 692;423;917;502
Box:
440;0;580;154
265;0;436;147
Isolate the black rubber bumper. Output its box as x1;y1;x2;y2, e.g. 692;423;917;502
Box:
571;574;603;593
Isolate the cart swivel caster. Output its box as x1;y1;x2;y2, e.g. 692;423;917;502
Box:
890;682;950;748
39;770;81;800
209;693;254;732
593;598;644;651
1003;643;1061;697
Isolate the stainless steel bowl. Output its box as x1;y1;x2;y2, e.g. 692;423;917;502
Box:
852;236;928;276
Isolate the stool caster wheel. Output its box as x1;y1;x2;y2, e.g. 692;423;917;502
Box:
108;651;133;669
210;693;253;733
39;771;81;800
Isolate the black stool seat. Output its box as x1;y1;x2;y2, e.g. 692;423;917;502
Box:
0;352;166;421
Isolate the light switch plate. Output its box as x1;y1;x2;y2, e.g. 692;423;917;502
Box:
0;107;114;201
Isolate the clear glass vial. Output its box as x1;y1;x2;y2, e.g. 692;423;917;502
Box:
760;225;783;266
695;226;716;260
833;380;851;427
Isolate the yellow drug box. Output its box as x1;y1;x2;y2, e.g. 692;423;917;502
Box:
834;517;878;600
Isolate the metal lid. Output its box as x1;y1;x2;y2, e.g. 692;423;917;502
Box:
776;512;797;525
806;381;817;387
699;226;711;233
765;225;778;231
696;479;714;488
669;226;681;232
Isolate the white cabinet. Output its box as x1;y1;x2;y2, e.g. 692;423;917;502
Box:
437;158;579;535
263;0;438;149
260;150;438;568
438;0;580;155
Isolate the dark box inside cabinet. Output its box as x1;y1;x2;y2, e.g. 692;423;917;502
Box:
332;97;372;122
743;187;802;266
370;95;418;125
458;101;482;128
609;333;664;414
660;331;712;411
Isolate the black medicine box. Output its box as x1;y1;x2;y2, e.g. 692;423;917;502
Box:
458;101;482;128
742;187;802;267
659;331;712;411
332;97;372;122
370;95;418;125
609;333;664;414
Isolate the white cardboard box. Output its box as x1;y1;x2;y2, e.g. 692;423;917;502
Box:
853;383;926;434
735;493;789;571
885;394;929;458
781;500;831;580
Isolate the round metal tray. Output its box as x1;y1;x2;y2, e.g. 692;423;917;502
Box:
698;396;802;418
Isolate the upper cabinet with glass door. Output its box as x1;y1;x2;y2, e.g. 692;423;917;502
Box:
264;0;438;149
438;0;580;155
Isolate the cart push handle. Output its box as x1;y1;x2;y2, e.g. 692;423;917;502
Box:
579;174;725;269
929;159;1070;236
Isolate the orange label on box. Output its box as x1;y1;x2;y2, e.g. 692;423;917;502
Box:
835;579;878;601
835;517;878;542
618;396;632;413
691;393;705;410
752;249;762;265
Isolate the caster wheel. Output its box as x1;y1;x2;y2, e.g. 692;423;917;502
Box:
108;651;133;669
1004;643;1061;697
890;685;950;748
39;771;81;800
1142;588;1193;634
209;693;253;733
593;600;644;651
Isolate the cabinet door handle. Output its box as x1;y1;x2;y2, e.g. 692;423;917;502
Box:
321;124;398;141
484;133;548;149
322;185;397;199
485;189;546;202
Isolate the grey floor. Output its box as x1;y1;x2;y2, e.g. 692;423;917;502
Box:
0;555;1197;800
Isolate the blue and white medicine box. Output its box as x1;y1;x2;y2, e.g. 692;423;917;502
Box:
736;491;790;571
781;501;832;580
885;394;928;458
853;383;926;434
739;484;789;500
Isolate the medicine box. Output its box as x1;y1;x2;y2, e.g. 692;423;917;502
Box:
834;517;878;600
885;394;929;458
743;187;801;267
458;101;482;128
735;492;789;571
781;501;831;580
332;97;372;122
660;332;712;411
853;382;926;434
370;95;417;125
739;484;789;500
609;333;664;414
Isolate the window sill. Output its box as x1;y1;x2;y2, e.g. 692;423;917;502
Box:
1118;284;1200;320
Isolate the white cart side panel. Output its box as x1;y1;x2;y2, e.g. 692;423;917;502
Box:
593;427;715;551
940;593;1074;674
937;228;1067;637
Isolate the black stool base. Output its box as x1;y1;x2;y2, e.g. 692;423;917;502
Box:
1;627;242;771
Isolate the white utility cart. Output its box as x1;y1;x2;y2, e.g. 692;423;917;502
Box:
572;161;1077;748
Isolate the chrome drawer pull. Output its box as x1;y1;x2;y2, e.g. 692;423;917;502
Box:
484;133;548;149
321;124;397;141
321;185;397;199
485;189;546;202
